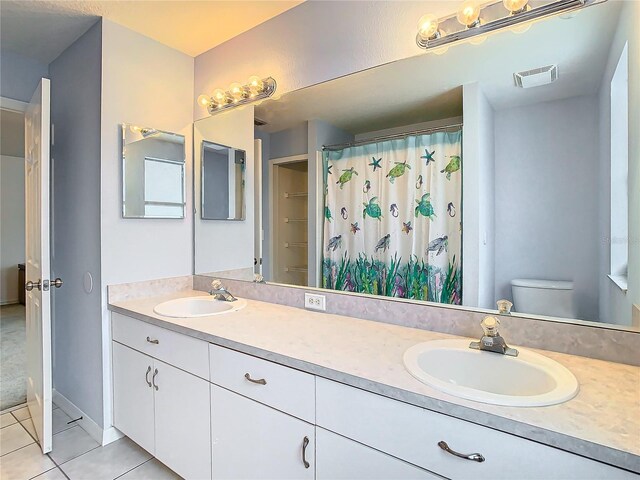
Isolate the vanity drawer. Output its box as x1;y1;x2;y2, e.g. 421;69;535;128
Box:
316;378;633;480
209;344;315;423
111;312;209;379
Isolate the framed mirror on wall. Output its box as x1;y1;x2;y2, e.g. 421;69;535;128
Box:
121;123;186;219
194;0;639;331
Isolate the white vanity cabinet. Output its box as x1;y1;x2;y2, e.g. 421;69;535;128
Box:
211;384;315;479
111;314;212;480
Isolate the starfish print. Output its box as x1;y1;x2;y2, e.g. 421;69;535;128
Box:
369;157;382;172
421;149;435;166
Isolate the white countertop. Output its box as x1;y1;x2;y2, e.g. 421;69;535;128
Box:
109;290;640;473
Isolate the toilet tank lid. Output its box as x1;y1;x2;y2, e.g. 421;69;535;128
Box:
511;279;573;290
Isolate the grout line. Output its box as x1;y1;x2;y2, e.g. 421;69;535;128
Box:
0;441;37;458
0;403;28;416
19;418;39;444
46;452;72;480
112;457;154;479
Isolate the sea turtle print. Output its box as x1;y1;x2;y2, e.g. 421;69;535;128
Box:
427;236;448;256
375;234;391;253
369;157;382;172
386;159;411;184
363;197;383;221
327;235;343;252
415;193;436;220
325;206;332;222
441;155;461;180
336;167;358;189
421;149;435;166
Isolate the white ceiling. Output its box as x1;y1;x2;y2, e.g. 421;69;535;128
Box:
0;1;302;63
255;0;622;134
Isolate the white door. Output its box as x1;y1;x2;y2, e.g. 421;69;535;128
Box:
24;78;52;453
254;139;263;275
211;384;315;480
154;359;211;480
112;342;155;455
316;428;438;480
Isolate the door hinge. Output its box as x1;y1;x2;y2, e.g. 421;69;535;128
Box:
51;123;54;146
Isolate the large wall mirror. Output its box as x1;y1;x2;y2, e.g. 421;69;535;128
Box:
122;124;186;219
195;0;639;331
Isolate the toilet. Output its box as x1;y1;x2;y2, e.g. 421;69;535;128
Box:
511;279;576;319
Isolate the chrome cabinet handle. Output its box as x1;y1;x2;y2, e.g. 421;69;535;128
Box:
438;441;485;463
146;336;159;344
244;373;266;385
152;368;159;391
25;280;42;291
145;366;152;387
302;436;310;469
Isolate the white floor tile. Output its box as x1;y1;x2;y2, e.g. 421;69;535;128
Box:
0;443;56;479
31;467;68;480
0;422;34;456
12;406;30;422
50;425;100;465
59;437;152;480
52;407;73;434
118;458;182;479
0;412;18;428
20;418;37;439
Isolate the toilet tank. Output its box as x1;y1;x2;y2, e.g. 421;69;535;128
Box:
511;279;575;319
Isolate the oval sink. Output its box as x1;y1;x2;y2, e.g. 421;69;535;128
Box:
403;339;578;407
153;296;247;318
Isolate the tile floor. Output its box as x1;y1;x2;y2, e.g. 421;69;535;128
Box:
0;404;181;480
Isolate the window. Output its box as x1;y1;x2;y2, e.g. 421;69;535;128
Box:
609;42;628;291
143;157;185;217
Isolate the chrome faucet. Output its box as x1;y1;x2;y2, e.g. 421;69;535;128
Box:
209;279;237;302
469;316;518;357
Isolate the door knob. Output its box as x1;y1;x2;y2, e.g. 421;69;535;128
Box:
49;278;63;288
25;280;42;291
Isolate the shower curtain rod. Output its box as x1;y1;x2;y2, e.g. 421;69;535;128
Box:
322;122;463;151
322;123;462;150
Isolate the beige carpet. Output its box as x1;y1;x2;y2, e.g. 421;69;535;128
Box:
0;304;26;410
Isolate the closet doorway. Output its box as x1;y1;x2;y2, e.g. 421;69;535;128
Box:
269;155;309;286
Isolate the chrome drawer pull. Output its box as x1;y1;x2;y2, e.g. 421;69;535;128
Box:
145;366;152;387
152;368;159;391
438;441;485;463
244;373;267;385
302;436;310;468
146;336;159;344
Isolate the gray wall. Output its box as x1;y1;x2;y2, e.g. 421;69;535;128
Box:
0;49;49;102
49;21;103;425
494;95;600;321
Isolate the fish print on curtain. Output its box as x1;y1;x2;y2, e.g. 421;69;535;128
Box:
322;131;462;305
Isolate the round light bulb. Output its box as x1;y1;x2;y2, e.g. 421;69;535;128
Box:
456;0;481;27
212;88;227;105
197;94;210;107
247;76;264;94
503;0;528;13
417;14;439;40
229;82;245;100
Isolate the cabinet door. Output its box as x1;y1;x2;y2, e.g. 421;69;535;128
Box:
316;428;438;480
211;384;314;480
112;342;155;454
154;359;211;480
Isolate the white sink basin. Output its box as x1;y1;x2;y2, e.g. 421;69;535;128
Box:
403;339;578;407
153;296;247;318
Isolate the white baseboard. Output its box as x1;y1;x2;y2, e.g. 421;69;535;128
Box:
0;299;20;306
52;389;123;446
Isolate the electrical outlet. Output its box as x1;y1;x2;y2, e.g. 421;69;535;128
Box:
304;293;326;311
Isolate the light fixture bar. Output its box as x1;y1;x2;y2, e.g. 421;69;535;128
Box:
417;0;599;50
202;77;277;116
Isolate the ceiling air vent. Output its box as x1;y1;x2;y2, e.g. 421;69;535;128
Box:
514;65;558;89
254;117;268;126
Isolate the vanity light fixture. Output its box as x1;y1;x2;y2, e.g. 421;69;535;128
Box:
198;76;277;115
416;0;600;50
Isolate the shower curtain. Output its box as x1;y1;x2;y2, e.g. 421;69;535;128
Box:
322;130;462;304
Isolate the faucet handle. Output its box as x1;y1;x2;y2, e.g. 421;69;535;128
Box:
211;279;223;290
497;299;513;315
481;316;500;337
